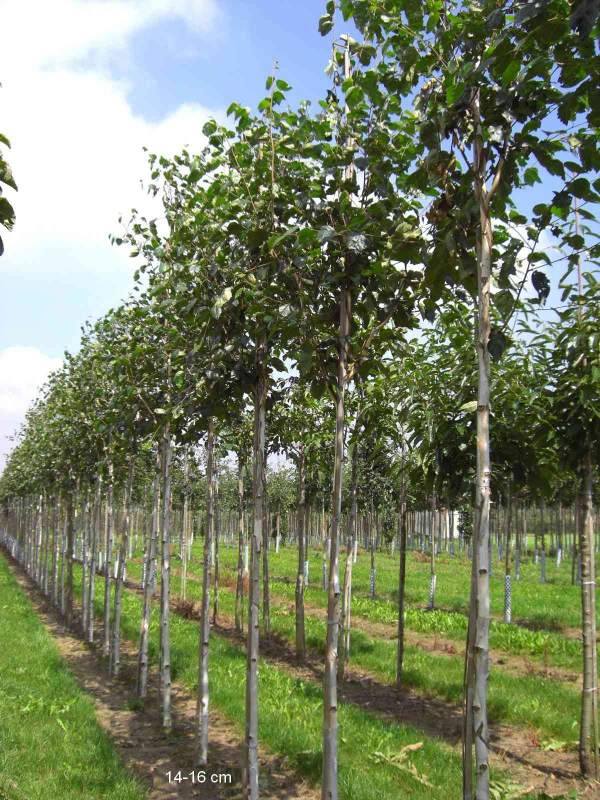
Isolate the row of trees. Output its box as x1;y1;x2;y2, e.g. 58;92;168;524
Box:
1;2;599;798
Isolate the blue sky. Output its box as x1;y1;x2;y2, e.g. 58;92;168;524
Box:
1;0;337;357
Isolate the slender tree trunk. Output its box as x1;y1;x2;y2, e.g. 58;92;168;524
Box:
196;419;215;766
51;498;60;606
212;475;220;625
235;454;246;634
181;452;190;600
244;336;267;800
87;476;102;643
503;482;512;625
137;446;161;698
103;460;114;657
428;495;437;610
464;88;492;799
295;445;307;661
322;282;351;800
65;491;75;628
111;456;134;677
338;444;358;680
262;442;270;636
579;444;598;778
160;427;173;732
396;497;408;687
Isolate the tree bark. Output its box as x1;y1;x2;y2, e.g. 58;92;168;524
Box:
65;491;75;628
87;476;102;643
338;443;358;680
295;445;307;661
159;427;173;732
464;87;492;800
137;446;161;698
579;444;598;778
196;418;215;766
244;335;267;800
396;498;408;687
102;461;115;658
111;455;135;677
322;282;351;800
235;454;246;634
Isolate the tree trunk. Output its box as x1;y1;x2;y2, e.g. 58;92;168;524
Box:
396;498;408;687
338;444;358;680
196;418;215;766
137;446;161;698
262;442;270;636
428;496;437;611
244;335;267;800
295;445;307;661
159;427;173;732
503;483;512;625
322;282;351;800
111;455;135;677
212;474;220;625
181;452;190;600
87;476;102;643
579;444;598;778
65;491;75;628
464;88;492;799
235;455;246;634
103;460;115;657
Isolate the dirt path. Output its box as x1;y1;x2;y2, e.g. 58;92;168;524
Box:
3;553;318;800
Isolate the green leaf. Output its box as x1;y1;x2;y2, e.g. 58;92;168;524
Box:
501;60;520;87
318;14;334;36
460;401;478;413
202;119;217;137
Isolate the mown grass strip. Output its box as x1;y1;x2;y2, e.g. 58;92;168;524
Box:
0;553;145;800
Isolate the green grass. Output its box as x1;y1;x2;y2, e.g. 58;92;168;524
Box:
125;557;582;744
79;569;469;800
0;553;145;800
157;541;585;671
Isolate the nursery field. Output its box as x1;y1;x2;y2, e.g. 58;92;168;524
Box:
1;1;599;799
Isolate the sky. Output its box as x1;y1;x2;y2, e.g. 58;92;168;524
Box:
0;0;338;467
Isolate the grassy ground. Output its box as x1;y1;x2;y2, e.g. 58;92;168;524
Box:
158;541;585;671
78;568;471;800
125;557;582;745
0;553;145;800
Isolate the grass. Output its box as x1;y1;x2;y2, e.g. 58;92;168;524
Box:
78;568;469;800
0;553;145;800
125;557;582;744
156;541;585;671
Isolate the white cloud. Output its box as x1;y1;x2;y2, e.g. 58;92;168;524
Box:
0;0;225;280
0;347;62;469
0;347;61;416
0;0;221;71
